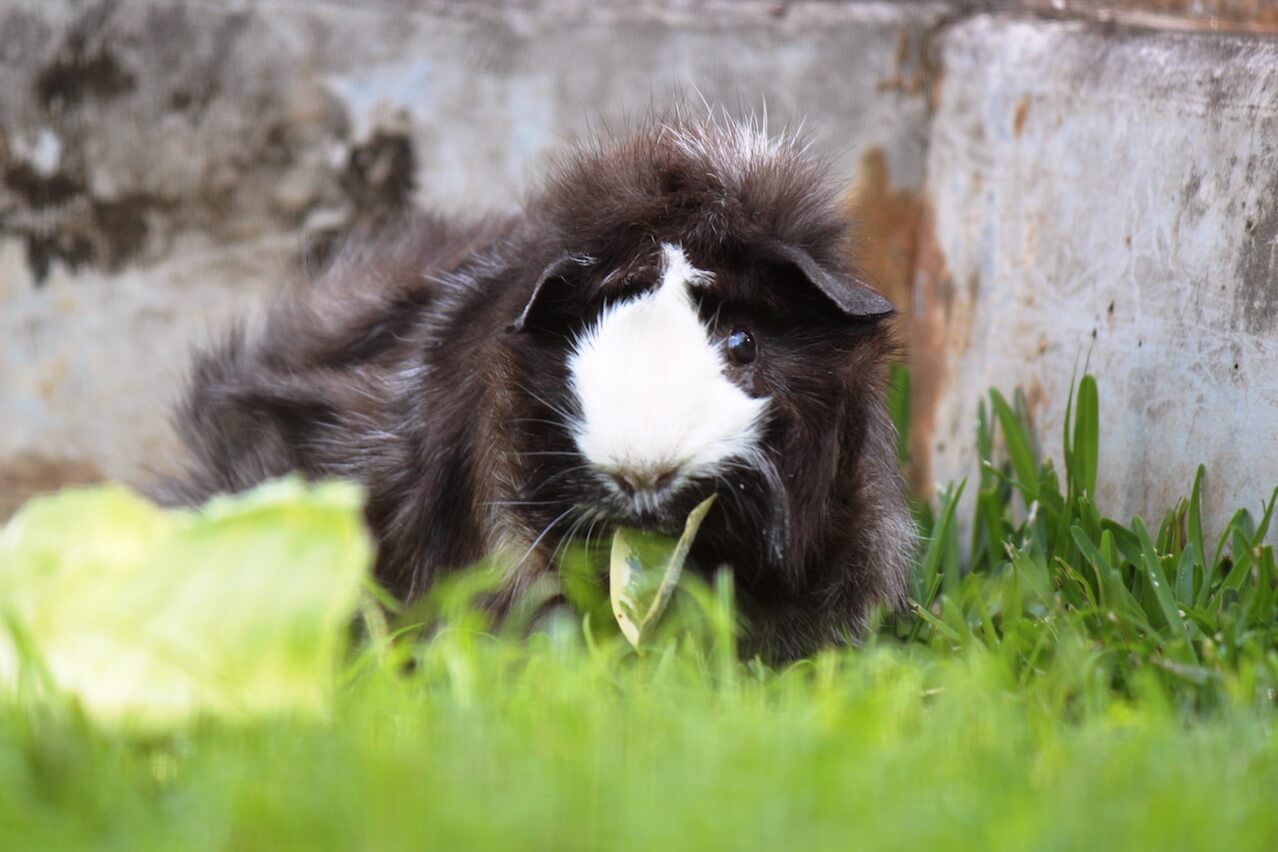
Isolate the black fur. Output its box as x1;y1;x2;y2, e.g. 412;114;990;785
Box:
153;114;915;662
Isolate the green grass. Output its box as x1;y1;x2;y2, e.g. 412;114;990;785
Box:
2;372;1276;851
5;640;1277;850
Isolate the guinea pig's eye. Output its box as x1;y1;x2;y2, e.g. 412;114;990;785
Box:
725;327;757;366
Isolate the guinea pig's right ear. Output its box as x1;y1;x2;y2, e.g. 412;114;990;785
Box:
506;253;595;333
767;241;895;320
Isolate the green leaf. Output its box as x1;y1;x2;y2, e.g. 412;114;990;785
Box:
1069;526;1109;609
558;538;613;629
977;400;995;488
975;487;1007;575
989;389;1038;503
916;480;966;613
1252;487;1277;549
1174;544;1196;604
0;478;372;730
610;494;717;651
1251;546;1276;629
1071;374;1099;498
907;601;962;644
1219;527;1255;598
1212;509;1252;573
1132;517;1197;664
886;362;911;465
1070;526;1147;626
1007;543;1052;610
1188;466;1209;607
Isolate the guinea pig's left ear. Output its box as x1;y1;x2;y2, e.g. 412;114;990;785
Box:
507;253;596;333
767;241;895;320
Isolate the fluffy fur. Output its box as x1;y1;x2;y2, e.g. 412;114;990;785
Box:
153;112;915;662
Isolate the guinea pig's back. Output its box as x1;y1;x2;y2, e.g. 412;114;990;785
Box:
150;212;516;507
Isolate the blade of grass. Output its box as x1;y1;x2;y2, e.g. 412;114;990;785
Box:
1188;466;1209;606
1174;544;1196;604
887;362;910;465
976;488;1007;575
1218;527;1255;600
989;389;1039;503
1070;526;1149;627
909;601;963;644
1252;487;1277;547
1133;517;1198;664
1246;545;1275;629
1072;374;1099;498
909;480;966;642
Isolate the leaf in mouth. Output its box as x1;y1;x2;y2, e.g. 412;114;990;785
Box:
609;494;717;651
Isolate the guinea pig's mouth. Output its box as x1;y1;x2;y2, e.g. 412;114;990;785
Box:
603;497;705;539
540;456;788;571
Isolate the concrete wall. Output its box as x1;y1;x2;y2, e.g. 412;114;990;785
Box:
0;0;942;494
913;15;1278;535
1;0;1275;535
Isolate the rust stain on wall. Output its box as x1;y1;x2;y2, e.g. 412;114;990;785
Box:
876;28;931;98
846;147;923;344
1013;95;1031;137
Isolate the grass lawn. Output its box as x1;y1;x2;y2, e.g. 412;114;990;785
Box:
2;373;1275;850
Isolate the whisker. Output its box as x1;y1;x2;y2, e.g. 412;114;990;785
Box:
512;505;578;574
584;510;608;558
548;508;593;570
516;382;577;423
525;464;593;498
509;418;573;431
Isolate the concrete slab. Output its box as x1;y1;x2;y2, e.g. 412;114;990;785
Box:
913;14;1278;537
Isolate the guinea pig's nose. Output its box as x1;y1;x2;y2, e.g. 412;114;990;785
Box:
609;466;679;497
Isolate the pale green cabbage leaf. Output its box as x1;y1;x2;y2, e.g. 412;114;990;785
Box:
610;494;717;651
0;477;371;730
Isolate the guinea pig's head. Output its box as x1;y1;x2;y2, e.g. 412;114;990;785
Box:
499;114;903;594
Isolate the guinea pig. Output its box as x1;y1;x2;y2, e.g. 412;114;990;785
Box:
152;112;915;662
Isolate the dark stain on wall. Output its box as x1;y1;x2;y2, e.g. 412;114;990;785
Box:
35;43;136;109
305;130;420;270
2;163;153;283
33;1;136;110
1233;168;1278;335
3;161;81;209
343;130;418;217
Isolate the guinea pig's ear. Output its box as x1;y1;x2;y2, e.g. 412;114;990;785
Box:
767;241;895;320
506;252;595;333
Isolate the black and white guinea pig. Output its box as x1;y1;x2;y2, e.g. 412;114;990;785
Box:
154;113;916;662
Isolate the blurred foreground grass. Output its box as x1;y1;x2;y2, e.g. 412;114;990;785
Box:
1;372;1276;850
5;633;1276;850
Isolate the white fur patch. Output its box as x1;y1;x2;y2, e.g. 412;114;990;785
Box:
567;244;768;502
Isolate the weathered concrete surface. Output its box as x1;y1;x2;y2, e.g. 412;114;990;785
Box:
2;0;1276;536
0;236;288;487
0;0;943;499
913;15;1278;536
